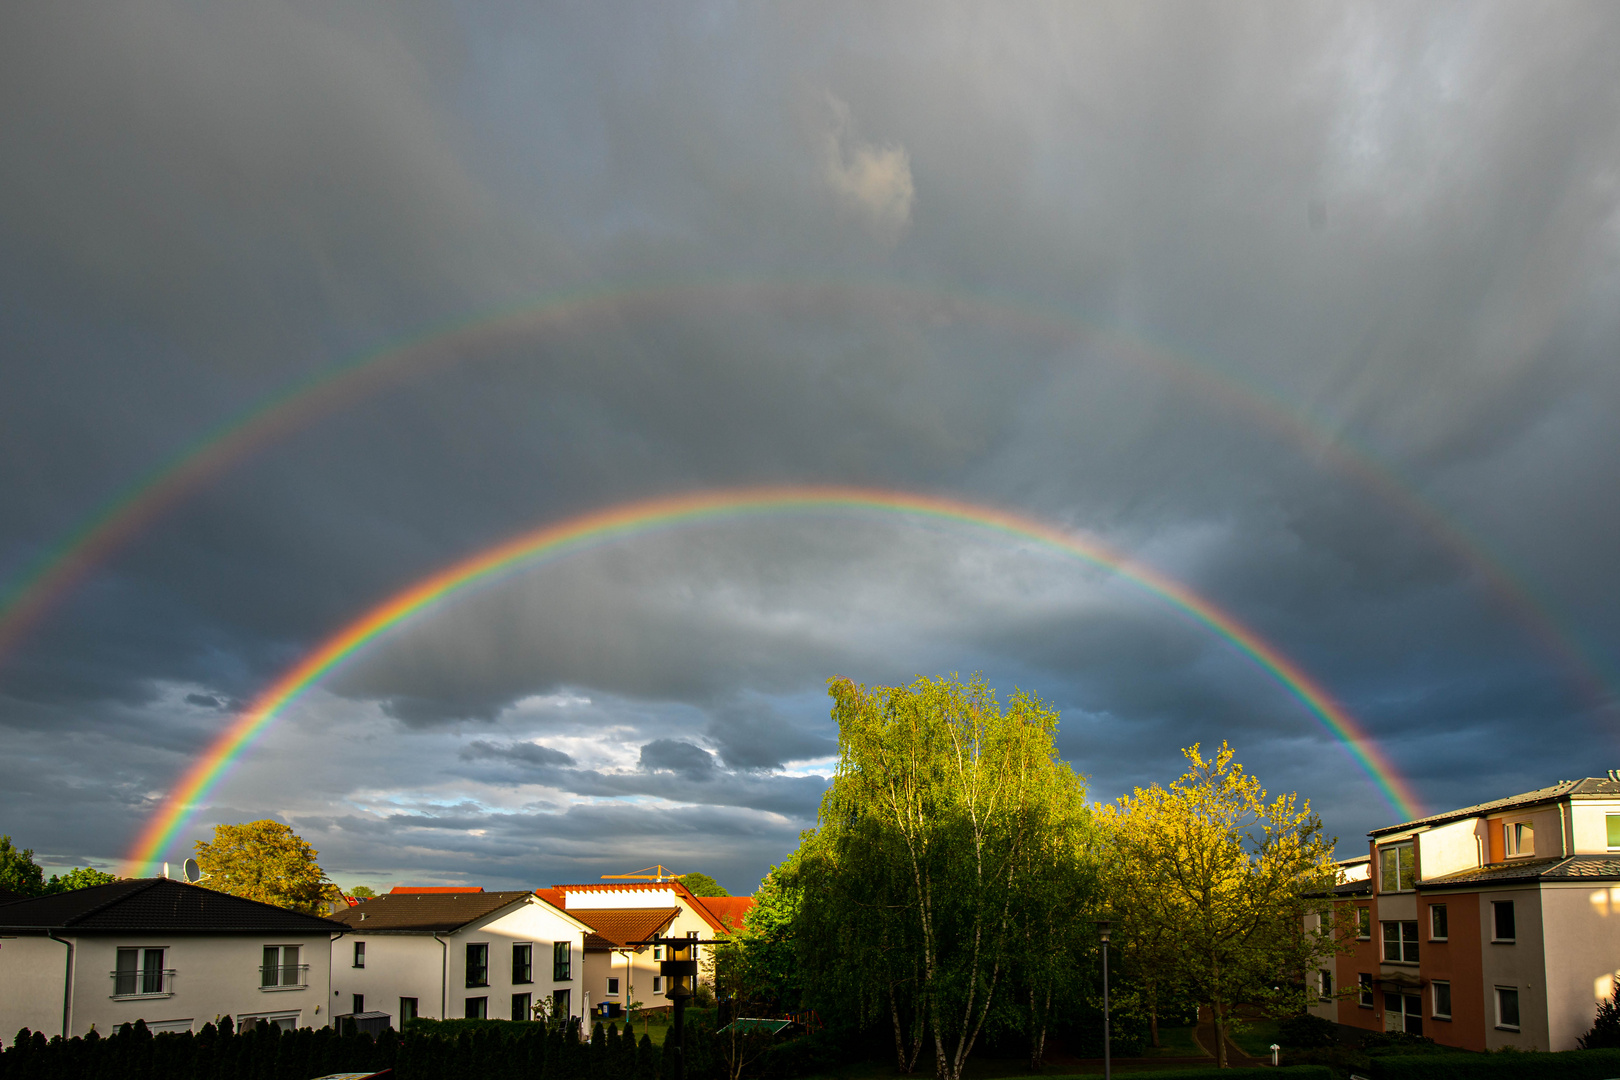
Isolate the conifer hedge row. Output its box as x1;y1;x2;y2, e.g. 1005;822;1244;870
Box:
0;1014;686;1080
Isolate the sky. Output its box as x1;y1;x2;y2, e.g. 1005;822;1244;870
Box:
2;1;1619;896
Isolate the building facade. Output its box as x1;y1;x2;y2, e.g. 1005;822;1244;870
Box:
1308;777;1620;1051
0;878;343;1039
328;890;594;1026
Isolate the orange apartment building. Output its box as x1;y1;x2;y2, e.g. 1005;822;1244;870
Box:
1308;776;1620;1051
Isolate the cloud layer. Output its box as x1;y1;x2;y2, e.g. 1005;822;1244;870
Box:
2;1;1618;893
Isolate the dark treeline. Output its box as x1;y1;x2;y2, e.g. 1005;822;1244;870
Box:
0;1014;689;1080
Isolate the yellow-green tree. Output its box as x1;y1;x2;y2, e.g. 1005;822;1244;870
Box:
804;675;1097;1080
194;820;333;914
1101;743;1339;1068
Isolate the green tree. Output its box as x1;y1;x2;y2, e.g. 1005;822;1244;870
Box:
350;885;377;899
802;674;1096;1080
678;872;729;897
0;835;46;897
46;866;119;892
1101;743;1339;1068
194;820;333;914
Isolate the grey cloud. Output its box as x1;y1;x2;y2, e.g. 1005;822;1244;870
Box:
460;740;576;768
639;739;717;780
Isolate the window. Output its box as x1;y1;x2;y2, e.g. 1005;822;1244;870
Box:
1379;842;1416;892
1607;814;1620;849
654;945;665;961
1504;821;1535;858
261;945;304;988
552;988;570;1018
512;993;531;1021
466;943;489;988
114;947;169;997
238;1011;300;1033
1358;974;1374;1008
1385;993;1423;1036
1356;907;1371;940
400;998;418;1025
1382;921;1420;963
352;994;364;1014
1433;981;1452;1020
465;996;487;1019
353;941;366;968
513;943;532;985
607;977;620;997
1318;969;1333;1000
1430;904;1448;941
1493;901;1516;942
686;930;700;959
653;975;663;995
1495;986;1520;1030
553;940;572;981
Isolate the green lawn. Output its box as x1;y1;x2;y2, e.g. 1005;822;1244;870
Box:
1142;1024;1208;1058
1227;1019;1280;1059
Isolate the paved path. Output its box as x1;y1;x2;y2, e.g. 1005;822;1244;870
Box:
1191;1009;1264;1067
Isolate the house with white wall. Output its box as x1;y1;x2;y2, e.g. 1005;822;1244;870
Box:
534;880;753;1020
327;890;594;1025
0;877;344;1041
1308;776;1620;1051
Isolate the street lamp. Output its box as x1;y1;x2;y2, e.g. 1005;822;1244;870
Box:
1097;919;1111;1080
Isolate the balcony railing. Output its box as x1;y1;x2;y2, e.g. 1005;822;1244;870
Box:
110;969;176;998
259;963;310;989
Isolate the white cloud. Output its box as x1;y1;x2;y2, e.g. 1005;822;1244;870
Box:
821;94;915;243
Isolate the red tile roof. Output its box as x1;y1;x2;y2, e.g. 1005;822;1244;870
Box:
389;886;484;894
696;895;755;931
570;907;680;950
534;887;566;909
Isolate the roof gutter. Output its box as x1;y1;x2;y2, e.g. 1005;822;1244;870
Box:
47;932;73;1038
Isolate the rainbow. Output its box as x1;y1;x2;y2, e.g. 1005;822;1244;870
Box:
119;486;1422;876
2;279;1611;715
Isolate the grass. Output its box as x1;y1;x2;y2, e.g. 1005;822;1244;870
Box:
1227;1019;1280;1058
1142;1025;1208;1058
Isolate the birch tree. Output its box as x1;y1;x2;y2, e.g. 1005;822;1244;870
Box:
810;674;1094;1080
1101;743;1338;1068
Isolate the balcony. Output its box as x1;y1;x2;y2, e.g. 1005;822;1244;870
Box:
110;969;176;999
259;963;310;991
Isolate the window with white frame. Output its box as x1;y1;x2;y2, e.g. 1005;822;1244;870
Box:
1608;814;1620;850
1504;821;1534;858
1429;904;1448;941
1356;906;1371;940
1382;920;1420;963
113;947;170;997
353;941;366;968
653;975;663;994
260;945;304;988
465;996;487;1019
553;941;572;981
607;976;620;996
1318;969;1333;1000
1495;986;1520;1030
1492;901;1516;942
1358;974;1374;1008
1379;842;1416;892
1432;980;1451;1020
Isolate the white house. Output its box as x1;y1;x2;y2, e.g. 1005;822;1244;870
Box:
535;880;753;1021
0;877;344;1040
327;890;595;1025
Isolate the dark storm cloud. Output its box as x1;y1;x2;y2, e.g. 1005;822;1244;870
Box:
3;0;1620;887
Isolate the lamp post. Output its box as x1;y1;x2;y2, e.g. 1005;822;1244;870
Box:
1097;919;1111;1080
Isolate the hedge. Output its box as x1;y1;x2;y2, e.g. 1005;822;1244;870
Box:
998;1068;1333;1080
1369;1048;1620;1079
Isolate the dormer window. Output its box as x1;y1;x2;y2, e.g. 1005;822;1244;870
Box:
1379;841;1415;892
1504;821;1534;858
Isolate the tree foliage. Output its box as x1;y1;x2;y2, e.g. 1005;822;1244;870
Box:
1099;743;1339;1068
1580;988;1620;1049
47;865;119;892
350;885;377;899
194;820;333;914
796;674;1099;1080
679;872;729;897
0;835;118;897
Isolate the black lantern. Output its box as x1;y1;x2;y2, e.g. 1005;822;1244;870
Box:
661;939;699;999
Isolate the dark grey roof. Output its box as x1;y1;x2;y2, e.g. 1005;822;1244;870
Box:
1421;854;1620;888
1333;879;1373;897
1370;778;1620;837
328;890;535;932
0;878;345;933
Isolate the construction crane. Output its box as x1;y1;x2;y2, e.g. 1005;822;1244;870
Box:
601;865;682;882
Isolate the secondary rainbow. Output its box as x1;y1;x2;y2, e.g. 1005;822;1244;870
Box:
3;279;1611;716
120;486;1422;875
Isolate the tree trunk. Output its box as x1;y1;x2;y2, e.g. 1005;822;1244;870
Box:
1212;1003;1227;1069
1150;1009;1159;1049
891;983;912;1074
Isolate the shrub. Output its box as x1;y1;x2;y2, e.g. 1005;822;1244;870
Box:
1362;1029;1442;1056
1581;989;1620;1049
1369;1048;1620;1079
1278;1012;1339;1049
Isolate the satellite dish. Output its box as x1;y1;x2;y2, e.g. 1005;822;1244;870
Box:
162;861;171;880
183;859;202;883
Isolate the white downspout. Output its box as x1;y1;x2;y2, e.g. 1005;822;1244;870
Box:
47;933;73;1038
435;933;448;1019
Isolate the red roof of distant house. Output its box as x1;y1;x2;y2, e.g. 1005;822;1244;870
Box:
390;886;484;894
534;887;566;909
695;895;755;930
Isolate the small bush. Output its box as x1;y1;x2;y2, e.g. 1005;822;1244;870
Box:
1278;1012;1339;1049
1581;989;1620;1049
1362;1029;1442;1056
1369;1048;1620;1079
